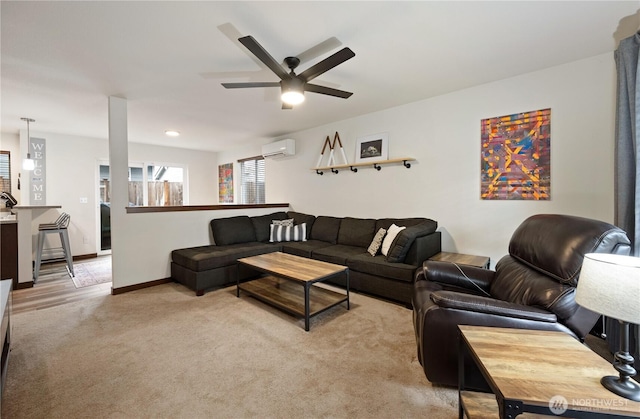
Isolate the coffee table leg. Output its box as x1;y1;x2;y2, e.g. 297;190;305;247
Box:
458;331;466;419
305;283;310;331
236;263;240;298
345;270;350;310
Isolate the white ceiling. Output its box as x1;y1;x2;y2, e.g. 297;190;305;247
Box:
2;1;639;152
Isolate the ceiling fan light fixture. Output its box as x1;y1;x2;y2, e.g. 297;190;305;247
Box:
281;90;305;106
223;36;354;108
281;78;305;105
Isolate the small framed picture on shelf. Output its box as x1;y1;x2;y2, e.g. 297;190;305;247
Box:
355;132;389;163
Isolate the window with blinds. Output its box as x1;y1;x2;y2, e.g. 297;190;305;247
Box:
239;156;265;204
0;151;11;193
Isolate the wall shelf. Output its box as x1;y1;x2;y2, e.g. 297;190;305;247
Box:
312;158;415;175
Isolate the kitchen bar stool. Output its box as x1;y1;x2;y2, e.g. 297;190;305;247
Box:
33;212;74;281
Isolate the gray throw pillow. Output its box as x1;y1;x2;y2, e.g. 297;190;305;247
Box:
367;228;387;256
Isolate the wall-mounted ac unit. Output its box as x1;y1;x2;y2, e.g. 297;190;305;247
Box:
262;139;295;158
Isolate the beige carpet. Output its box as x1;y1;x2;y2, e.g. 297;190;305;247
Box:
2;283;458;418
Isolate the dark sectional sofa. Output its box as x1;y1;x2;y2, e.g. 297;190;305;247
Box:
171;211;441;306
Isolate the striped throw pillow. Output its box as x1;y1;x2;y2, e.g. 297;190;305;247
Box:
269;223;307;242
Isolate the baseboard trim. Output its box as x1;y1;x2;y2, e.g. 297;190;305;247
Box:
111;278;173;295
40;253;99;266
73;253;98;261
15;281;34;290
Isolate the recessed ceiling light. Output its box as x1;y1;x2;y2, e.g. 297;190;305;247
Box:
165;130;180;137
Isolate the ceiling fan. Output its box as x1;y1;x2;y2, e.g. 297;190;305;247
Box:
222;35;355;109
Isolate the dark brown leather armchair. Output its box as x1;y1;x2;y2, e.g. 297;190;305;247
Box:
412;214;631;387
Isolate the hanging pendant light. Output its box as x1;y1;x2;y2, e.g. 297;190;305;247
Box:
21;117;35;171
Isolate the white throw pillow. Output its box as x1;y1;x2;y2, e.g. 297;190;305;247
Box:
381;224;406;256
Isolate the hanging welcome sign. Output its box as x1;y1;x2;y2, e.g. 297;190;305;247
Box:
29;137;46;204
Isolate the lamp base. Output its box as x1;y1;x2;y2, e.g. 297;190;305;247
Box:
601;375;640;402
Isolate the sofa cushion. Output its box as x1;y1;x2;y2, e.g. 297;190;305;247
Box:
310;216;342;244
287;211;316;239
347;253;417;283
337;217;377;248
281;240;333;258
251;212;288;242
211;216;257;245
270;223;307;242
312;244;365;265
172;242;280;271
386;220;439;263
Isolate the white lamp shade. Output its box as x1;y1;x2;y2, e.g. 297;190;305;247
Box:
576;253;640;325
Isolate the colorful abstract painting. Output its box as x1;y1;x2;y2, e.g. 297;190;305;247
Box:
218;163;234;203
481;108;551;200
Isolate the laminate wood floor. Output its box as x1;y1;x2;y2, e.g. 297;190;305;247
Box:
12;257;112;315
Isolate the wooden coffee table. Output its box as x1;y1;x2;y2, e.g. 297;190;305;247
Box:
236;252;349;331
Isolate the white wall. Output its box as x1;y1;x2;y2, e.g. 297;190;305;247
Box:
2;130;218;261
114;207;286;288
222;53;617;268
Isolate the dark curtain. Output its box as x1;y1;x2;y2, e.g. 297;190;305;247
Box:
610;32;639;373
615;32;640;257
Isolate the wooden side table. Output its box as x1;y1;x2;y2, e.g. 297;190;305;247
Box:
458;325;640;418
430;251;490;269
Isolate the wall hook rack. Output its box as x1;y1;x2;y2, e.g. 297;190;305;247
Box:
312;157;415;175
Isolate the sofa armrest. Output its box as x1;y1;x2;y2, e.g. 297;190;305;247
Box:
422;260;494;295
404;231;441;266
431;290;558;323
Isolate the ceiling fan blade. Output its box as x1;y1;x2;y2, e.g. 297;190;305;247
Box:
298;47;355;82
282;103;293;110
292;37;341;65
221;82;280;89
305;84;353;99
238;36;289;80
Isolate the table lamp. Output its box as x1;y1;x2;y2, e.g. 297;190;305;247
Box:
576;253;640;401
